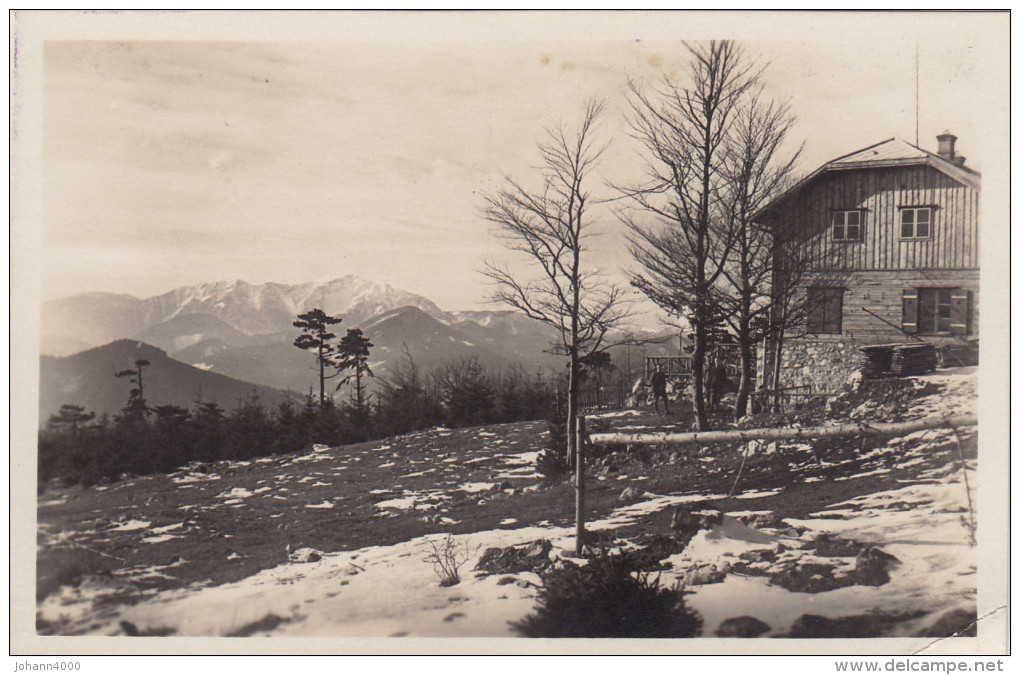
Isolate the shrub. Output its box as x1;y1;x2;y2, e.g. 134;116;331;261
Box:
435;358;497;428
424;534;478;587
535;449;570;482
511;550;701;638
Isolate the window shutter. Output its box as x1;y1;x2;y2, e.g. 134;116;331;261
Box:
902;289;918;334
827;289;844;334
949;289;971;335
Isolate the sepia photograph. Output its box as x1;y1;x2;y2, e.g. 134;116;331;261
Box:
10;10;1010;658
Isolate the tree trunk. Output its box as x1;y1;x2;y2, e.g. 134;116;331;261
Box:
566;350;580;465
692;322;708;430
574;414;586;557
771;327;786;411
318;344;326;412
588;413;976;446
734;338;753;420
354;367;363;409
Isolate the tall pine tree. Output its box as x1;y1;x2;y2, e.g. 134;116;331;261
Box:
293;308;342;412
337;327;374;410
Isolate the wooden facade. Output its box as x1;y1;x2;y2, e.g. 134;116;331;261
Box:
761;137;981;345
758;136;980;391
771;165;979;273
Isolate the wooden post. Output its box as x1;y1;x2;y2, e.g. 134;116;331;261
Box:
575;414;586;557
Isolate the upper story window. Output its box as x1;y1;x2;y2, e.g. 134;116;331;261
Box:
831;210;862;242
900;206;932;239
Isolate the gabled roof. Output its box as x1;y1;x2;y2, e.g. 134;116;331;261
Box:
830;137;931;166
757;138;981;219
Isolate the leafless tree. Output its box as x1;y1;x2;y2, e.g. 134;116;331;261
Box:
621;41;758;430
717;91;801;420
482;99;632;463
762;220;851;409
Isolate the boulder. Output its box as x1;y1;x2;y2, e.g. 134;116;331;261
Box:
916;608;977;638
786;613;886;638
716;616;771;638
625;534;686;571
771;562;855;593
619;487;644;503
739;511;780;529
811;533;863;557
288;548;323;563
739;548;776;564
524;539;552;559
475;539;553;575
670;504;722;533
683;563;726;585
854;547;899;586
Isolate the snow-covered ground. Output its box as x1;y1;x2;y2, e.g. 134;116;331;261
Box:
37;369;978;639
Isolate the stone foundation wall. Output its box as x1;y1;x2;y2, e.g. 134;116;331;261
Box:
776;339;865;394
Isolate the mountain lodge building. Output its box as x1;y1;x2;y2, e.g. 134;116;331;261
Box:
756;132;980;393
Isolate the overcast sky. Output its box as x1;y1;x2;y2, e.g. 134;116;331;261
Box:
30;11;1007;320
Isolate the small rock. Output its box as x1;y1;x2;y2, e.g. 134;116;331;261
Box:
716;616;771;637
288;547;323;563
854;547;899;586
619;487;643;503
683;563;726;585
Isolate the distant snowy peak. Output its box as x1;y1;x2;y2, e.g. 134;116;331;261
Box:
41;276;452;354
141;276;446;335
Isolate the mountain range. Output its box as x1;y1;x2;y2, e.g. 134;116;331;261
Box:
39;276;677;420
39;340;294;424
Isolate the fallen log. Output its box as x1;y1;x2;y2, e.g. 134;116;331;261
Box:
587;414;977;447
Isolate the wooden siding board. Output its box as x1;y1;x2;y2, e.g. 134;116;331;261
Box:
810;270;980;340
777;164;978;273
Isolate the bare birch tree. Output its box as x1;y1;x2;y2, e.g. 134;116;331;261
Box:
621;41;757;430
482;99;630;463
717;91;801;420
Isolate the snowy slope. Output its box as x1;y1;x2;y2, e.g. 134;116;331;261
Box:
36;369;980;642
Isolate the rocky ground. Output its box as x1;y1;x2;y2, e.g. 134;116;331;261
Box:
35;368;978;641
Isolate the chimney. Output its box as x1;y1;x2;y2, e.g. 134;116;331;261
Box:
936;131;965;165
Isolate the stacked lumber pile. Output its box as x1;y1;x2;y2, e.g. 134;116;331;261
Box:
891;343;939;376
859;343;938;378
859;344;899;378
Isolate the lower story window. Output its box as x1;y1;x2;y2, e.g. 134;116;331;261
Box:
806;287;843;334
918;288;953;334
902;287;972;336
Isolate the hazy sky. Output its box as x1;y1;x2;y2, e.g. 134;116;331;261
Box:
31;11;1007;317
